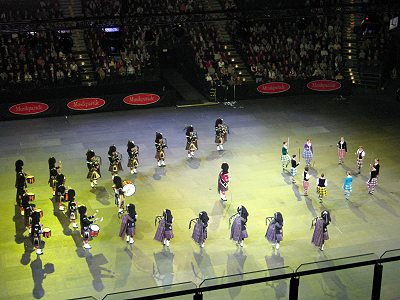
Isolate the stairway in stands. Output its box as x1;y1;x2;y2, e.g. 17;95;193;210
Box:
58;0;97;86
341;0;381;88
201;0;254;84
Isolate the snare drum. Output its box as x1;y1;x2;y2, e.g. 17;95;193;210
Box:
26;192;35;201
34;208;44;218
89;224;100;237
42;228;51;238
26;175;35;184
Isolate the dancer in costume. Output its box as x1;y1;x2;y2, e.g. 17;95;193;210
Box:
67;189;78;229
230;205;249;247
371;158;380;181
155;132;167;167
215;118;229;151
311;210;331;251
266;212;284;249
343;171;353;200
281;141;290;170
55;173;66;211
218;162;230;201
30;210;44;255
108;145;122;179
191;211;209;248
303;166;311;196
302;139;313;167
119;203;137;244
86;150;101;188
127;141;139;174
78;205;100;249
367;164;378;195
185;125;198;158
337;137;347;164
112;175;125;214
290;155;300;183
15;160;27;207
316;173;327;203
154;209;174;247
355;146;365;174
48;157;60;196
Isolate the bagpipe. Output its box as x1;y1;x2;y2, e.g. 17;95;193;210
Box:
188;218;199;229
112;152;123;172
154;215;163;226
93;155;102;167
310;217;319;229
266;216;274;225
159;138;168;159
228;213;238;227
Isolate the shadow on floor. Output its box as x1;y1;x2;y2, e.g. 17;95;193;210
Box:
30;255;54;299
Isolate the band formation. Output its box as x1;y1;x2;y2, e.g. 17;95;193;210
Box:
14;119;380;254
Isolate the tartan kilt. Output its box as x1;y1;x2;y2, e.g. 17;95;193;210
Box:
317;186;327;196
302;150;313;161
291;167;297;176
127;158;139;168
281;154;290;164
357;158;364;168
338;149;346;160
367;178;377;189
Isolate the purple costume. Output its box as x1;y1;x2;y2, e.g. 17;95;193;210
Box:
311;210;330;248
192;211;209;245
230;206;249;242
266;213;283;244
154;209;174;242
119;214;136;238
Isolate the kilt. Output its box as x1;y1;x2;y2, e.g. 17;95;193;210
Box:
154;219;174;242
215;133;227;144
109;162;122;172
127;158;139;168
185;140;198;151
192;222;207;244
87;170;101;180
155;150;165;160
367;178;377;191
302;149;313;162
281;154;290;164
126;226;135;237
357;158;364;169
338;149;346;160
344;184;352;191
266;222;283;243
317;186;327;196
230;217;248;241
311;219;324;247
291;167;297;176
303;180;310;190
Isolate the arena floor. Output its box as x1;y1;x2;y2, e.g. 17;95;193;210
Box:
1;94;400;300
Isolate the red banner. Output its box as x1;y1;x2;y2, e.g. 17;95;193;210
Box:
257;82;290;94
9;102;49;115
123;93;160;106
67;98;106;111
307;80;341;91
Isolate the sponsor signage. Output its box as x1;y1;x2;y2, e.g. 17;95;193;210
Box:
257;82;290;94
123;93;160;106
67;98;106;111
9;102;49;115
307;80;341;92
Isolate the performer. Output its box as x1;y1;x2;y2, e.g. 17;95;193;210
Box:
343;171;353;200
155;132;167;167
15;160;27;206
371;158;380;180
154;209;174;247
337;137;347;164
112;176;125;214
30;210;44;255
21;193;34;228
55;173;66;211
78;205;100;249
215;118;229;151
367;165;378;195
281;141;290;170
191;211;209;248
218;162;230;201
48;157;60;196
355;146;366;174
119;203;137;244
86;149;101;188
290;155;300;183
127;140;139;174
311;210;331;251
266;212;284;249
108;145;122;179
67;189;78;229
303;166;311;196
316;173;327;203
302;139;314;167
185;125;198;158
230;205;249;247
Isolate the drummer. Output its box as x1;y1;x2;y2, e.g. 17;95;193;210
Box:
67;189;79;229
15;160;27;207
78;205;100;249
55;173;66;211
30;210;44;255
48;157;61;196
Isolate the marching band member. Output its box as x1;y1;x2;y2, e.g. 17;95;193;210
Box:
367;164;378;195
30;211;44;255
218;162;230;201
230;205;249;247
86;150;101;188
316;173;327;203
337;137;347;164
21;193;34;227
185;125;198;158
266;212;284;249
119;203;137;244
215;118;228;151
78;205;100;249
303;166;311;196
48;157;60;196
55;173;66;211
290;155;300;183
15;160;27;207
112;176;125;214
67;189;78;229
191;211;209;248
281;141;290;170
155;132;167;167
355;146;366;174
311;210;331;251
343;171;353;200
302;139;313;167
108;145;122;179
154;209;174;247
127;140;139;174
